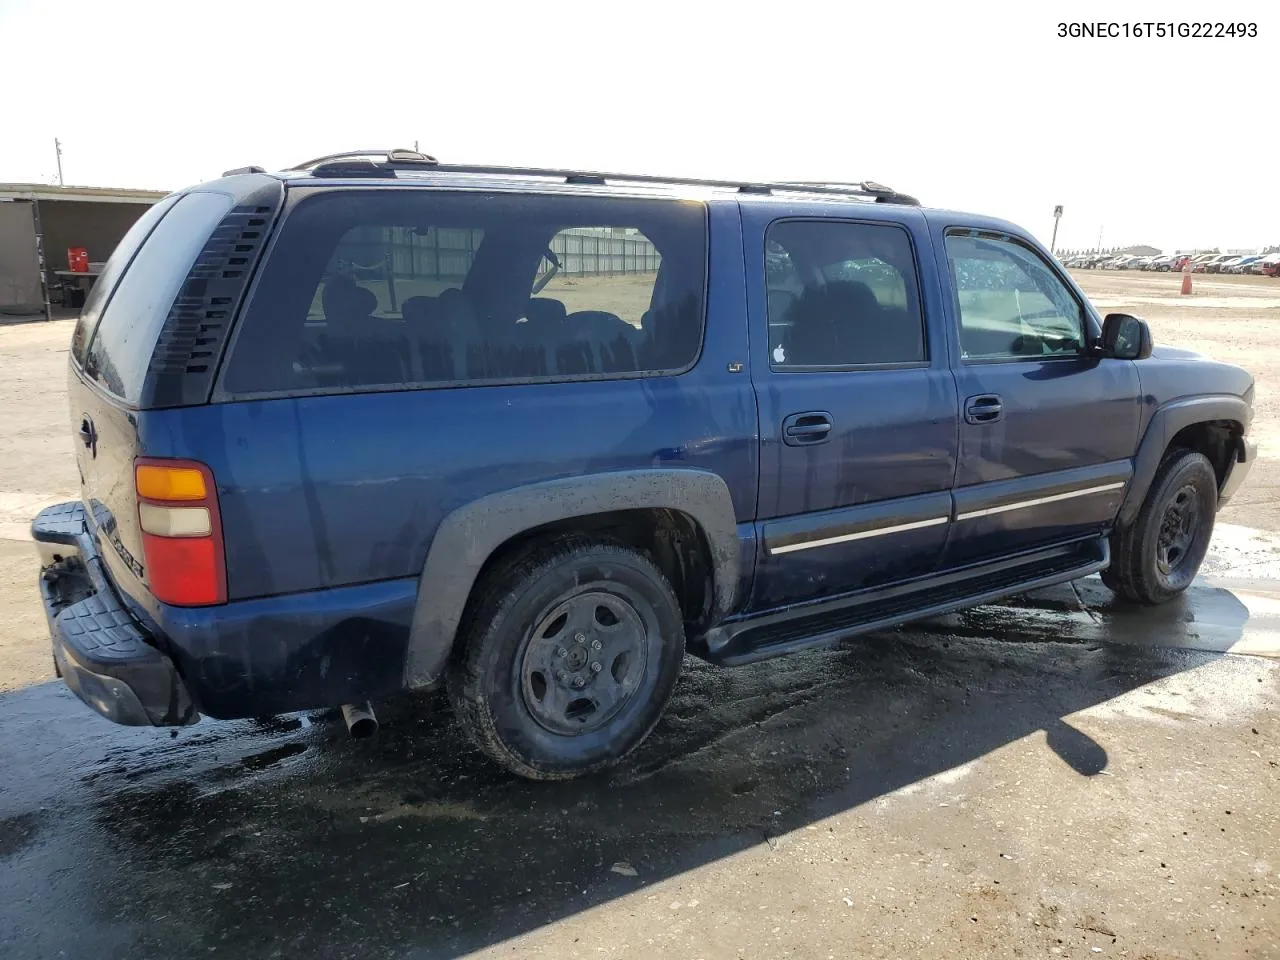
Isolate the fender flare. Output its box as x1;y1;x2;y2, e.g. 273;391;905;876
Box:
1116;394;1248;528
403;470;741;688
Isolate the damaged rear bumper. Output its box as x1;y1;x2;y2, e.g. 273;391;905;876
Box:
32;502;197;727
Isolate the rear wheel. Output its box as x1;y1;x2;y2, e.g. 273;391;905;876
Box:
447;540;685;780
1102;449;1217;604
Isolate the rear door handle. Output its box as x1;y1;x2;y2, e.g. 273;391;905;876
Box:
782;411;833;446
964;394;1003;424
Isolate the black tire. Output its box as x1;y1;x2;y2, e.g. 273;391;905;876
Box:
1102;449;1217;604
447;539;685;780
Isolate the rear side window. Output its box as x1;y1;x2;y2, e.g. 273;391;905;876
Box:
766;220;926;369
84;192;234;403
70;194;179;365
219;191;707;397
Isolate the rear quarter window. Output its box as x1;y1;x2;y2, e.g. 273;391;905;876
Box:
84;191;234;404
218;190;707;397
70;194;180;366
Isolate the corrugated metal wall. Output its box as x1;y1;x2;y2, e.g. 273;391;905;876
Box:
0;201;43;315
552;230;660;275
338;227;660;282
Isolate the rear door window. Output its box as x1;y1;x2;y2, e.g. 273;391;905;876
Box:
218;191;707;397
70;194;179;365
84;191;234;403
766;219;926;368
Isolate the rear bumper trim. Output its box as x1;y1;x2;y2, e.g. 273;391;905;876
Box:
33;502;198;727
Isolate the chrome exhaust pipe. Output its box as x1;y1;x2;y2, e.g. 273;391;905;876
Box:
341;701;378;739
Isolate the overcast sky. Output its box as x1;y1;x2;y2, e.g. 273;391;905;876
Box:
2;0;1275;252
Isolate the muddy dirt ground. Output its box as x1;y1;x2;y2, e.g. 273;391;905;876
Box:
0;270;1276;959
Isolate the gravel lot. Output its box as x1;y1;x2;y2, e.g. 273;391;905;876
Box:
0;270;1276;959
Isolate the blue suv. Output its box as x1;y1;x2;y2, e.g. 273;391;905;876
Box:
33;150;1256;780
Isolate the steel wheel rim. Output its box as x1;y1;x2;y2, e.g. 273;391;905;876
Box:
1156;483;1201;576
519;589;651;736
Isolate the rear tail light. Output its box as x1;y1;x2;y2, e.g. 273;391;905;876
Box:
134;458;226;606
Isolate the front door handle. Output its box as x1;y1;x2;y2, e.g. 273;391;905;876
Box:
782;411;833;446
964;394;1003;424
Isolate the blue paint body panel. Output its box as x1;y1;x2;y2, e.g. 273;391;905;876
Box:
37;169;1257;725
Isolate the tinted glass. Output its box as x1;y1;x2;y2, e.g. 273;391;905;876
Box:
84;191;234;402
766;220;925;368
70;194;179;365
946;233;1085;360
221;192;707;396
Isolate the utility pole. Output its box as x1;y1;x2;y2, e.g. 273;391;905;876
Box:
1097;225;1103;254
54;138;64;186
1050;205;1063;254
413;139;419;152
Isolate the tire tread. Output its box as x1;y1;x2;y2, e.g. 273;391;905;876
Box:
447;537;682;780
1105;448;1216;605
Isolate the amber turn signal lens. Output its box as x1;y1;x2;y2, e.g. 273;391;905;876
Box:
136;464;207;501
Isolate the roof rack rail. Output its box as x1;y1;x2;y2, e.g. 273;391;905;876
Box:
286;148;438;171
420;165;919;205
771;181;921;205
283;150;920;205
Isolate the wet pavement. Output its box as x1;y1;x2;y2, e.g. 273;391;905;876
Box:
2;530;1278;958
6;261;1278;959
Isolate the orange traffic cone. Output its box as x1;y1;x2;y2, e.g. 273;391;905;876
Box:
1180;262;1193;296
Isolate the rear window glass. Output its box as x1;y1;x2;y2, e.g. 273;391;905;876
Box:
766;220;925;368
84;191;234;403
219;191;707;397
70;194;179;365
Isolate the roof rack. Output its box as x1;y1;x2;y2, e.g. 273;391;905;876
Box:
286;148;439;170
281;149;920;205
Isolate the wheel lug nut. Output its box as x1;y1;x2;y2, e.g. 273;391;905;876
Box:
574;632;586;642
590;639;602;651
590;662;602;674
572;676;586;689
557;670;568;683
555;646;567;658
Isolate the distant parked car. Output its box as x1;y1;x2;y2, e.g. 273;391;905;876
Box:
1200;254;1238;273
1170;255;1194;272
1147;256;1176;271
1262;255;1280;278
1228;255;1264;274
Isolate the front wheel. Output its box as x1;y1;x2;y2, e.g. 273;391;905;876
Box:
447;540;685;780
1102;449;1217;604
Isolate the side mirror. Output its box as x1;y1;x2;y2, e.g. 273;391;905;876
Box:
1099;313;1153;360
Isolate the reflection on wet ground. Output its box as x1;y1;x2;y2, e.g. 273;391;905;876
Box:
3;556;1275;959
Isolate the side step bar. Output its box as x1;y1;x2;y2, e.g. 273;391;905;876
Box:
701;538;1109;666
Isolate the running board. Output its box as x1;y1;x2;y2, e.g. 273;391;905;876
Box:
700;538;1109;666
